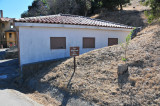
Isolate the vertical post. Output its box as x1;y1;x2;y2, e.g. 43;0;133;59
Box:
0;10;3;18
74;56;76;72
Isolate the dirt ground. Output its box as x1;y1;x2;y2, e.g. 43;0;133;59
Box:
123;0;150;11
23;1;160;105
27;92;61;106
25;22;160;106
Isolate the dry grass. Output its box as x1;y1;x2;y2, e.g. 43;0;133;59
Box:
123;0;150;11
27;91;61;106
90;0;150;27
28;23;160;105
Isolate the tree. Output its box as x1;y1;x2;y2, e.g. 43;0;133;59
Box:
118;0;130;10
90;0;102;14
50;0;70;14
144;0;160;23
75;0;91;16
121;28;136;63
21;0;130;18
101;0;130;10
101;0;117;10
21;0;49;18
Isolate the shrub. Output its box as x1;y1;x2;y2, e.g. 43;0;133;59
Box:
144;0;160;23
121;28;136;63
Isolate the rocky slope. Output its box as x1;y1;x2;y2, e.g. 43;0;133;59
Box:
26;22;160;106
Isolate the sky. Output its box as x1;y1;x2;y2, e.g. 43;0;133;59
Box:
0;0;33;19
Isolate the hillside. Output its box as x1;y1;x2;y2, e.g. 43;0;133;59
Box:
91;0;149;27
94;10;147;27
22;0;149;27
25;22;160;106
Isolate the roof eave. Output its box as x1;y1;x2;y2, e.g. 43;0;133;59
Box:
15;22;133;32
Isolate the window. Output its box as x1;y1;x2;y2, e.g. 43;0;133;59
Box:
50;37;66;49
108;38;118;46
83;37;95;48
2;23;5;28
9;33;12;38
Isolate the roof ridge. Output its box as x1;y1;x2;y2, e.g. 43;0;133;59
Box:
59;14;81;16
17;14;60;20
59;14;96;20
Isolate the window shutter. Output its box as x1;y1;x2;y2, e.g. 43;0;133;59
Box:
50;37;66;49
83;37;95;48
108;38;118;46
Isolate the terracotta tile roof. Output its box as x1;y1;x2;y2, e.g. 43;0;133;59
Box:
15;14;134;29
0;17;13;22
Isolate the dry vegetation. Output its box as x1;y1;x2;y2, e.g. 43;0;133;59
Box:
27;23;160;105
123;0;149;11
97;10;147;27
24;1;160;105
91;0;150;27
27;91;61;106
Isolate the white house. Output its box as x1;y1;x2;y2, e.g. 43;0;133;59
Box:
15;14;133;66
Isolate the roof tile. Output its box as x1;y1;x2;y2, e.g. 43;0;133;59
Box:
15;14;134;29
0;18;12;22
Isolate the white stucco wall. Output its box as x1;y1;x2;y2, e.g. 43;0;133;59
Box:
18;24;131;65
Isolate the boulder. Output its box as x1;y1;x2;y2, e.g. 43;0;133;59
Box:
118;64;128;75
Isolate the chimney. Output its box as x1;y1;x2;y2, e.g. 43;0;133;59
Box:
0;10;3;18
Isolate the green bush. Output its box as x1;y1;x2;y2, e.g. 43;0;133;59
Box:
144;0;160;23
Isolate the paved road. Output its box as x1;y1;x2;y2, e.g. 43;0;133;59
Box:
0;53;43;106
0;89;43;106
0;59;19;88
